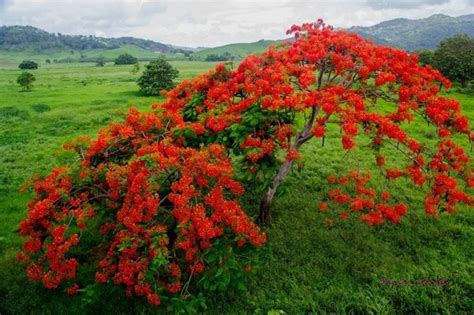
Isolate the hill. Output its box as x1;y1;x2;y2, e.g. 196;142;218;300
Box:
0;25;185;54
193;39;281;60
349;14;474;51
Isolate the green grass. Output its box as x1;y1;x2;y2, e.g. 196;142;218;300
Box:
0;62;473;314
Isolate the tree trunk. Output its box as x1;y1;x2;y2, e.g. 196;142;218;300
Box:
257;105;319;225
258;159;294;225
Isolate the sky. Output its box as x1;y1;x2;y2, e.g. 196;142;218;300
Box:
0;0;473;47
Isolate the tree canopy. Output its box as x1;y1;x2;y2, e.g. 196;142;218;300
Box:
137;58;178;95
433;34;474;87
114;53;138;65
16;72;36;91
18;60;38;70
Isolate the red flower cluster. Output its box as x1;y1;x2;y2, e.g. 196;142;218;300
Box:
19;108;265;306
321;171;409;225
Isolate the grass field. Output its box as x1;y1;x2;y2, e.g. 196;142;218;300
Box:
0;61;473;314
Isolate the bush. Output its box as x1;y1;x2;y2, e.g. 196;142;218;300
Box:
17;72;36;91
205;52;234;62
30;103;51;113
18;109;265;309
18;60;38;70
114;53;138;65
137;58;178;95
0;106;30;120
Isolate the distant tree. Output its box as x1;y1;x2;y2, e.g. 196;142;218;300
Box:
18;60;38;70
114;53;138;65
96;57;106;67
205;52;234;62
45;59;51;64
130;62;140;75
416;49;434;66
17;72;36;91
137;58;178;95
433;34;474;87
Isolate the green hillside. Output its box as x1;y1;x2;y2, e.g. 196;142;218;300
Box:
193;39;282;60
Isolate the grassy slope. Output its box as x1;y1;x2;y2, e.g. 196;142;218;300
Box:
0;62;473;314
193;40;281;60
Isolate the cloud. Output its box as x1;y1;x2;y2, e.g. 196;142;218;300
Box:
0;0;12;10
0;0;472;46
366;0;450;10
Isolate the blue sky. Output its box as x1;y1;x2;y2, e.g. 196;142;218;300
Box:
0;0;473;47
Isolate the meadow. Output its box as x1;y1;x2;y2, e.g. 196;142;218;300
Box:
0;61;473;314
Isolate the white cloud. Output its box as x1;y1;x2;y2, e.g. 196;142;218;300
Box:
0;0;473;47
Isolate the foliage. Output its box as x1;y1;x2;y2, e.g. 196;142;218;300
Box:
416;49;434;66
18;60;38;70
137;58;179;95
30;103;51;113
433;34;474;87
114;53;138;65
17;71;36;91
205;52;234;62
18;108;265;308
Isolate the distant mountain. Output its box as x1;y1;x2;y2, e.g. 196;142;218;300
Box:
348;14;474;51
193;14;474;60
0;25;184;53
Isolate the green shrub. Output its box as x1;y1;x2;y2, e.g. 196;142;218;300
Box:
114;53;138;65
18;60;38;70
30;103;51;113
137;58;178;95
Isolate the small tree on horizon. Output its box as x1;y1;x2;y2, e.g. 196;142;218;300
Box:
18;60;38;70
137;58;178;95
17;72;36;91
114;53;138;65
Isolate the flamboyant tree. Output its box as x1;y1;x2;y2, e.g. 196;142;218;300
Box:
19;20;473;308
